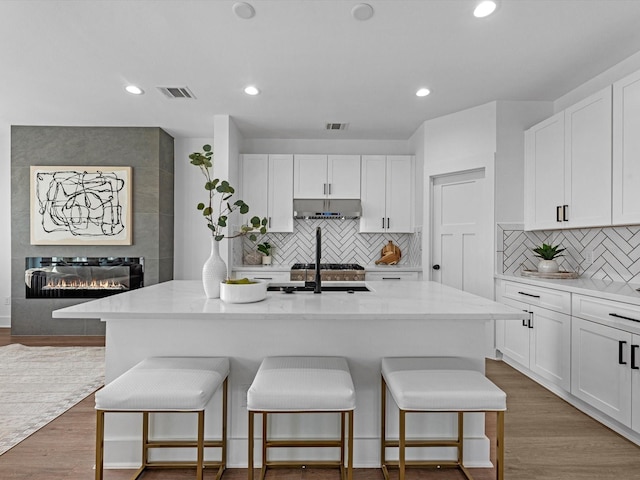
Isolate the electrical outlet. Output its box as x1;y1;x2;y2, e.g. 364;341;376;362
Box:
585;250;594;265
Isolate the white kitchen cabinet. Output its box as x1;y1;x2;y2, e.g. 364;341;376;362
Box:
293;154;360;199
231;270;290;283
524;86;612;230
365;271;419;281
571;294;640;431
498;281;572;391
360;155;413;233
240;154;293;233
571;317;632;426
613;68;640;225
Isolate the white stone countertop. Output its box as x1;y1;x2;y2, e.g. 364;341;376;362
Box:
232;264;422;271
52;279;526;321
496;273;640;306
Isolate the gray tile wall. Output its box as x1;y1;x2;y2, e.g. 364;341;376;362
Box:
498;223;640;284
239;219;420;266
11;126;174;335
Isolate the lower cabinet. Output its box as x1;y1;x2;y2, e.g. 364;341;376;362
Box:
501;297;572;391
232;271;290;283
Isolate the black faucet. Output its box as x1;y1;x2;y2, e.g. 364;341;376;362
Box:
314;227;322;293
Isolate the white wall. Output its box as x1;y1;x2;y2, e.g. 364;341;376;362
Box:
0;124;10;326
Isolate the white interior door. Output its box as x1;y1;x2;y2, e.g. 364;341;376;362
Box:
431;169;488;298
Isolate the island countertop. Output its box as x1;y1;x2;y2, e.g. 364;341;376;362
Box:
52;279;527;321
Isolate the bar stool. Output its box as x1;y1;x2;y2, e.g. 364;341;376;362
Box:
247;356;356;480
381;357;506;480
95;356;229;480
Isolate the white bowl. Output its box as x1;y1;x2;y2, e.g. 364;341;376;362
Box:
220;279;267;303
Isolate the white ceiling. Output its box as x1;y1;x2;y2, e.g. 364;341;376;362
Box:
3;0;640;140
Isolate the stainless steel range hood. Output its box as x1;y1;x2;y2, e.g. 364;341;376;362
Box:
293;199;361;219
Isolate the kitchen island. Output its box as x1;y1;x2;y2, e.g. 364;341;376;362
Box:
53;280;526;469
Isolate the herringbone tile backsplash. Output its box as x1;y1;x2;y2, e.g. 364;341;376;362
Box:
237;219;420;266
499;223;640;284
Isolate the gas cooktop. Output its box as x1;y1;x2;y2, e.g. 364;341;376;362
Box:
291;263;364;271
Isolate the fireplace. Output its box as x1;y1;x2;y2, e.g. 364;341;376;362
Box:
25;257;144;299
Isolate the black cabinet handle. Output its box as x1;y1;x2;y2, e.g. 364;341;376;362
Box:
382;217;385;229
518;291;541;299
609;312;640;323
432;265;440;270
563;205;569;222
522;310;528;327
632;345;639;370
619;340;628;365
381;277;401;280
387;218;390;229
528;314;534;329
556;206;562;222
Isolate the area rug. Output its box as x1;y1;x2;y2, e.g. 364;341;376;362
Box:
0;343;105;455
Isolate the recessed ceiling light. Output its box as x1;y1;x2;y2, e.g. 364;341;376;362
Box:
125;85;144;95
233;2;255;19
351;3;374;21
244;85;260;96
416;88;430;97
474;0;498;18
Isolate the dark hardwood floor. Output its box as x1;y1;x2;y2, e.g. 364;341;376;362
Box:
1;328;640;479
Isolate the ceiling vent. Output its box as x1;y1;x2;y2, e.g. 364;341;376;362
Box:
325;123;349;131
157;86;196;99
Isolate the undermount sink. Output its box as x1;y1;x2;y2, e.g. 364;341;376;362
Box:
267;284;370;293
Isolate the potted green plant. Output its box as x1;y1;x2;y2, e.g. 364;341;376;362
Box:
257;242;272;265
189;144;267;298
532;243;565;274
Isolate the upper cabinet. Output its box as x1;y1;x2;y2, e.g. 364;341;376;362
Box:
240;154;293;233
360;155;414;233
524;86;612;230
613;69;640;225
293;154;361;199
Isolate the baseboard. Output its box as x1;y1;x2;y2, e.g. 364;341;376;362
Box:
0;316;10;328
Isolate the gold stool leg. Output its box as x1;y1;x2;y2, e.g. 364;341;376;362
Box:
347;410;354;480
497;411;505;480
458;411;464;467
248;411;254;480
399;409;406;480
260;412;267;480
95;410;104;480
197;410;205;480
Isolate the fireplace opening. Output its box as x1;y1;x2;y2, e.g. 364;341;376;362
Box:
25;257;144;299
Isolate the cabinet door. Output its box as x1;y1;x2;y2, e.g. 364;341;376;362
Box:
327;155;360;199
529;305;571;391
633;333;640;434
359;155;387;233
365;271;419;281
613;69;640;225
294;154;327;198
571;318;632;426
524;112;565;230
564;86;612;228
500;297;531;368
268;154;294;232
385;155;413;233
240;154;269;222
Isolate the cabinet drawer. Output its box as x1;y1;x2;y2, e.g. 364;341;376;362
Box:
572;294;640;329
233;271;290;283
502;281;571;314
365;271;419;281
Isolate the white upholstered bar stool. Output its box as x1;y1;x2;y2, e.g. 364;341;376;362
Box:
381;357;506;480
95;356;229;480
247;356;356;480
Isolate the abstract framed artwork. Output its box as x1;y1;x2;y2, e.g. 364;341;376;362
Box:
30;166;133;245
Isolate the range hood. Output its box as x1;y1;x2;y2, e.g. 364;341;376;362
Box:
293;199;362;219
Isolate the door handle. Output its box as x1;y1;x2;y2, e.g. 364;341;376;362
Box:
432;265;440;270
556;206;563;222
387;218;390;229
528;311;534;329
632;345;639;370
563;205;569;222
619;340;628;365
382;217;385;229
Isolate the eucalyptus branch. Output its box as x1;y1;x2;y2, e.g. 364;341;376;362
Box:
189;144;268;241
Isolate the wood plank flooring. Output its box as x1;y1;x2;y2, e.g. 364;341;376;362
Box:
1;328;640;479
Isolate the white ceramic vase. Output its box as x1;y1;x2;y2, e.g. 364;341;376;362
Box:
202;237;227;298
537;259;559;274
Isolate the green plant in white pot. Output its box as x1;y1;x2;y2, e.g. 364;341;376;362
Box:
257;242;272;265
189;144;267;298
532;243;565;274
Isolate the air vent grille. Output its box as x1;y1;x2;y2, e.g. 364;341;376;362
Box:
157;86;196;99
325;123;349;131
